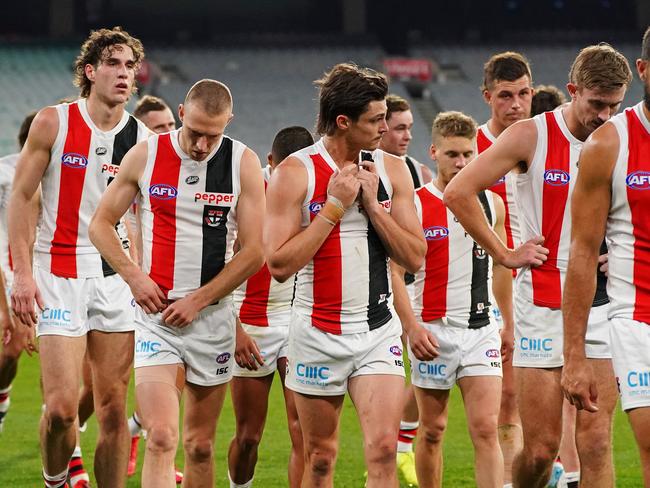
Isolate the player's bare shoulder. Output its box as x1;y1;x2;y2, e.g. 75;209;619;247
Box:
27;106;59;150
382;151;414;191
267;155;308;204
579;121;620;180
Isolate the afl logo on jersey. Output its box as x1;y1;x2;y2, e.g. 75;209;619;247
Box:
424;226;449;241
149;183;178;200
308;201;325;215
544;169;570;186
61;152;88;169
626;171;650;190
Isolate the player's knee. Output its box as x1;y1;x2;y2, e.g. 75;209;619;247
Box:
184;437;214;464
365;434;398;467
306;451;336;478
235;430;263;453
1;341;23;360
469;417;499;447
44;401;77;433
95;398;127;433
147;424;178;454
420;419;447;446
576;426;611;464
524;442;558;473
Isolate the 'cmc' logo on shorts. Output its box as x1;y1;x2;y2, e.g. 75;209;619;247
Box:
389;345;402;357
61;152;88;169
424;226;449;241
41;307;71;322
626;171;650;190
308;201;325;215
627;371;650;387
544;169;570;186
520;337;552;351
485;349;500;358
296;363;330;380
216;352;231;364
418;363;447;377
149;184;178;200
135;340;161;354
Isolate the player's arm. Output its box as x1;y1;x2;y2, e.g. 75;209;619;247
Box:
358;154;426;273
561;123;617;413
489;192;515;362
265;158;360;282
8;107;58;326
89;141;165;314
444;120;548;269
390;260;438;360
162;148;265;327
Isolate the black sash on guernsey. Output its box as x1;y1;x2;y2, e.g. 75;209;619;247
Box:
404;156;422;286
200;137;234;287
468;191;493;329
101;116;139;277
592;240;609;307
362;152;393;330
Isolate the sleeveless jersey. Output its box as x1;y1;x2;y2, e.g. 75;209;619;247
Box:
235;166;294;326
410;182;496;328
514;109;608;308
404;155;426;286
139;130;245;300
35;99;148;278
292;139;393;335
607;102;650;323
0;154;17;286
477;123;520;249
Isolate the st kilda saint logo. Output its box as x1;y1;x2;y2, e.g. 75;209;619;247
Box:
205;208;225;227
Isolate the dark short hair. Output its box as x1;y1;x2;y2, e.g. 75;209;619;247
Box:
482;51;532;92
531;85;567;116
18;111;37;149
184;79;232;116
271;126;314;162
385;94;410;120
642;26;650;61
315;63;388;136
74;27;144;98
134;95;171;119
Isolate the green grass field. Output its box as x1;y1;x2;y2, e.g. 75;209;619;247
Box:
0;353;643;486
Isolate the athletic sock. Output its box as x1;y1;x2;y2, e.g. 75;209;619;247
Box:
397;420;419;453
69;446;90;486
43;467;68;488
228;471;253;488
128;412;142;437
0;385;11;411
564;471;580;488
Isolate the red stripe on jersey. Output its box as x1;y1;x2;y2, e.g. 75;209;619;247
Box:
50;103;91;278
309;154;342;333
239;265;272;326
149;134;181;298
476;127;493;154
626;109;650;321
419;188;449;322
531;112;570;308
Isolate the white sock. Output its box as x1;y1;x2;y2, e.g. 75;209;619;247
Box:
43;467;68;488
563;471;580;482
397;420;419;453
72;445;82;458
228;471;254;488
0;385;11;395
503;484;513;488
128;412;142;437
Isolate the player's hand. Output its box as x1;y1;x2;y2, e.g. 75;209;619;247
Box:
128;270;167;314
162;293;202;328
10;271;44;328
18;321;38;357
357;161;381;212
327;164;360;209
235;321;264;370
500;327;515;363
598;253;608;276
561;356;599;413
1;310;15;344
501;236;549;269
408;323;439;361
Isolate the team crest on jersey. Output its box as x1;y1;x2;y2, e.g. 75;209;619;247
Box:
544;169;570;186
308;200;325;215
186;175;199;185
205;209;224;227
149;183;178;200
424;226;449;241
626;171;650;190
95;146;108;156
61;152;88;169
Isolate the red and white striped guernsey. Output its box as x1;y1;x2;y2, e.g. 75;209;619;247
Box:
606;102;650;324
35;99;148;278
410;183;496;327
139;129;245;300
291;139;393;335
477;123;520;250
0;154;17;287
235;166;294;326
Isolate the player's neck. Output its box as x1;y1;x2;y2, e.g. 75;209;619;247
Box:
643;99;650;122
433;176;447;193
322;135;363;168
486;118;506;138
562;103;589;142
85;93;126;132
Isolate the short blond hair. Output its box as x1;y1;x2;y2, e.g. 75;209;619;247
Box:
569;44;632;91
431;111;477;143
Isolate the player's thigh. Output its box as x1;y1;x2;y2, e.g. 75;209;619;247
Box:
87;330;134;397
628;407;650;451
183;381;228;441
230;374;274;430
294;392;344;452
277;356;300;426
458;375;502;437
135;363;184;429
40;334;86;406
413;385;450;434
516;367;563;445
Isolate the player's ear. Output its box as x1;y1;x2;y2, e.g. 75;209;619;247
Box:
429;143;437;161
267;152;273;166
84;64;96;83
336;114;350;131
178;104;185;122
482;89;492;105
566;82;578;100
